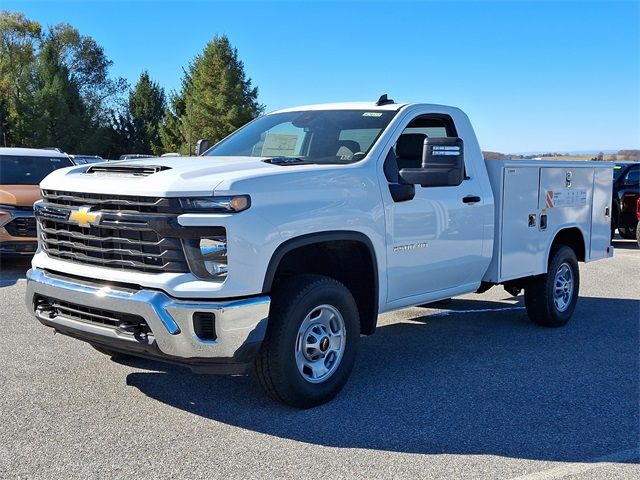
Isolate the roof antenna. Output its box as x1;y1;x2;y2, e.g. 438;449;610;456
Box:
376;94;394;106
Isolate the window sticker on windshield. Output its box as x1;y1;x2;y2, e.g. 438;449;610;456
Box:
362;112;383;117
261;133;299;156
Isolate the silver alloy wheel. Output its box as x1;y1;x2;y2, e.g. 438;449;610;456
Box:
553;262;574;312
295;304;346;384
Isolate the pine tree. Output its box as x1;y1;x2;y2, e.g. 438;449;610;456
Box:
128;70;165;154
160;89;187;154
162;35;263;154
27;41;89;151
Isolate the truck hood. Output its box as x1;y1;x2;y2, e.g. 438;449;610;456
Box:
39;156;302;196
0;184;41;207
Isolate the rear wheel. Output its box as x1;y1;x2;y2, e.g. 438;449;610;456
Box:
618;225;637;240
524;246;580;327
636;221;640;248
255;275;359;408
91;344;134;360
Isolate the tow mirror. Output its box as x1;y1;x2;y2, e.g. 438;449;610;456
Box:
399;137;465;187
196;138;212;156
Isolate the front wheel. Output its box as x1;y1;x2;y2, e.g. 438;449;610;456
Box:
524;246;580;327
255;275;360;408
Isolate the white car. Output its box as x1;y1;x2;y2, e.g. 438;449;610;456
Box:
26;98;613;407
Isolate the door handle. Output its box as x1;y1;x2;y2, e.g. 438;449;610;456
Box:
462;195;481;204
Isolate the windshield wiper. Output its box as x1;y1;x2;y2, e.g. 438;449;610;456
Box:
264;156;315;166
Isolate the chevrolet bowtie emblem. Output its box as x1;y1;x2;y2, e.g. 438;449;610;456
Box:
68;206;101;227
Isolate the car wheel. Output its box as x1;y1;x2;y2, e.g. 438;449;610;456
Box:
618;226;637;240
255;274;360;408
524;246;580;327
636;222;640;248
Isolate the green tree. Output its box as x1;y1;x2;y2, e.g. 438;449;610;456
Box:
26;41;89;151
0;10;41;145
126;71;166;154
45;23;127;125
160;89;187;154
163;35;263;154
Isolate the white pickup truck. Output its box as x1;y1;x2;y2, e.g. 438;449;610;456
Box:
26;97;613;407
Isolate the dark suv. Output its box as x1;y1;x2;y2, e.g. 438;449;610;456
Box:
612;162;640;240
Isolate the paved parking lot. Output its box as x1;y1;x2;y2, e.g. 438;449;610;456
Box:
1;239;638;480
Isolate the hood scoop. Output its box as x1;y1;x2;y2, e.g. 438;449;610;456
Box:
263;157;314;166
85;164;171;177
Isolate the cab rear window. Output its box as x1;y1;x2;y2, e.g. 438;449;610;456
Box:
0;155;73;185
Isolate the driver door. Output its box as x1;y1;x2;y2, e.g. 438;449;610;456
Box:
384;113;486;303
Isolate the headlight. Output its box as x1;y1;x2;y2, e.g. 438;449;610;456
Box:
180;195;250;213
183;230;228;279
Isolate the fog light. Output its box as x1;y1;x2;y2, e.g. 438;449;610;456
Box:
200;236;227;277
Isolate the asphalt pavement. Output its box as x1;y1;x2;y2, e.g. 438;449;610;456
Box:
1;238;638;479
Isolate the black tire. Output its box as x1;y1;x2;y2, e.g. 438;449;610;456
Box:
618;226;637;240
636;221;640;248
255;274;360;408
91;344;133;360
524;245;580;327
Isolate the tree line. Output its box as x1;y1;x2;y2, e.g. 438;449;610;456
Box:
0;10;263;158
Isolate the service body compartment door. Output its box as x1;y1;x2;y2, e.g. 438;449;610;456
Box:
589;167;613;260
500;167;543;279
538;167;593;261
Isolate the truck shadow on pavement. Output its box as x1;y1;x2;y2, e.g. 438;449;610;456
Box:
126;295;639;463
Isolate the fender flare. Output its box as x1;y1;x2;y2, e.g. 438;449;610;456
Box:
261;231;380;333
262;230;379;293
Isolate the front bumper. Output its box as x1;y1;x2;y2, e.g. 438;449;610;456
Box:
26;268;270;373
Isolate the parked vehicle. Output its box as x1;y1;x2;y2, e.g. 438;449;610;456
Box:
69;155;105;165
636;196;640;247
1;148;73;256
119;154;154;160
26;99;613;407
612;162;640;239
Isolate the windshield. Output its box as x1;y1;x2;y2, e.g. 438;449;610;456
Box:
205;109;397;164
0;155;73;185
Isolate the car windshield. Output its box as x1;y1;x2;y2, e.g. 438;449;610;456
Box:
205;109;397;164
0;155;73;185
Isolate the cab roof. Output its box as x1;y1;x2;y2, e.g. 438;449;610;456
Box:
270;101;461;115
0;147;69;158
271;101;408;113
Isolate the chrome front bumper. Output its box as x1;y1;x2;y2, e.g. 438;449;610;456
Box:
26;268;270;372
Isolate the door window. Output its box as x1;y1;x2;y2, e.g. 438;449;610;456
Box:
392;115;460;174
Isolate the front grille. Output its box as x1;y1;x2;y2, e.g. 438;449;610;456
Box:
4;216;37;237
41;189;178;214
34;294;152;335
37;191;195;273
39;218;189;272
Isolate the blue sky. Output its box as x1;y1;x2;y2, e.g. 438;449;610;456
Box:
4;0;639;152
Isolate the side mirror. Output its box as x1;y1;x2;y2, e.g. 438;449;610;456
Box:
196;138;212;156
399;137;465;187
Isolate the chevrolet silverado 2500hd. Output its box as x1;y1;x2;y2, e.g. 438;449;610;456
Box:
26;98;613;407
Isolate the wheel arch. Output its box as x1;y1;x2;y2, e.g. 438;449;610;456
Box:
547;226;586;266
262;231;379;335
